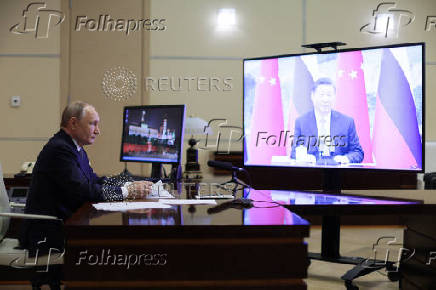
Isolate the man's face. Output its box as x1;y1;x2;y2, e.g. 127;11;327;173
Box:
311;84;336;114
71;107;100;146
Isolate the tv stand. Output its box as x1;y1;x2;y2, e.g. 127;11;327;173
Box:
308;169;400;290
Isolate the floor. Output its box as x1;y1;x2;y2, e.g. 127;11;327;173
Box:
306;225;404;290
0;225;404;290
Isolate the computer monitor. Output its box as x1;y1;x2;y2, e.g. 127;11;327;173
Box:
243;43;424;177
120;105;186;179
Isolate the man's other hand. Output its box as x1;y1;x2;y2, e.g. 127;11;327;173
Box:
306;154;317;163
334;155;350;164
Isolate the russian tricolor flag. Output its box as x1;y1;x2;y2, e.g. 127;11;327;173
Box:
372;48;422;170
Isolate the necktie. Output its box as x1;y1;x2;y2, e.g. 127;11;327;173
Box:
78;149;90;180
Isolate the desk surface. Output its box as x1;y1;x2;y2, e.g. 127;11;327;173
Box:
66;199;310;239
66;188;436;229
64;189;436;289
65;198;310;289
244;188;431;216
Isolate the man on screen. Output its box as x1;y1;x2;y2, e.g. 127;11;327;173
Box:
290;78;364;164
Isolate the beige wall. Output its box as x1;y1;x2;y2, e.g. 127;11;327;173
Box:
149;0;304;175
67;0;150;176
0;0;61;173
1;0;435;175
149;0;436;175
305;0;436;139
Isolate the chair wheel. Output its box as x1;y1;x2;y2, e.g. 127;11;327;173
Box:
345;280;359;290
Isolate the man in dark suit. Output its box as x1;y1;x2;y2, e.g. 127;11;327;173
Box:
290;78;364;164
20;101;152;256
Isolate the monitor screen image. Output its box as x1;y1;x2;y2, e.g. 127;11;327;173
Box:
120;105;185;164
243;43;424;172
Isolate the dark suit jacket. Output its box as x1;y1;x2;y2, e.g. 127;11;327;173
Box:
20;129;123;255
290;110;364;163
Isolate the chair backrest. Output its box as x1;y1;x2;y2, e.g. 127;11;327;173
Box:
0;163;11;242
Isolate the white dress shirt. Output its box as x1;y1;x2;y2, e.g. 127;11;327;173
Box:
314;110;333;156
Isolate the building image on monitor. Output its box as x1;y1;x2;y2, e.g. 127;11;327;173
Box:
120;105;185;164
243;43;424;172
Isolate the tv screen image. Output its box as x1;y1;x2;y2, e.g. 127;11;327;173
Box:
120;105;185;164
243;43;424;172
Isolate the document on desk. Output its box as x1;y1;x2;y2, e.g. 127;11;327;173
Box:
158;199;217;205
93;202;172;211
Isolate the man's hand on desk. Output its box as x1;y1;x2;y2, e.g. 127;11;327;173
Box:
126;181;153;199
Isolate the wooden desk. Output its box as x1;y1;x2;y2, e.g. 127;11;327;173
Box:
3;173;32;189
65;201;310;289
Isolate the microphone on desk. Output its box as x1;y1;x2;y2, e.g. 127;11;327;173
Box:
207;198;253;214
207;160;243;172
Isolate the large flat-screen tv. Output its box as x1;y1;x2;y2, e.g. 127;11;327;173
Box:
243;43;424;172
120;105;185;178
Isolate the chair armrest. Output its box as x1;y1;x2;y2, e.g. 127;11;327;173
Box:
0;212;58;220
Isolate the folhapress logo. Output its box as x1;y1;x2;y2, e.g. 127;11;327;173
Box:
360;2;414;38
10;2;65;39
75;15;167;35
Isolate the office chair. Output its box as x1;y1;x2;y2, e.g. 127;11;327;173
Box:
0;163;63;290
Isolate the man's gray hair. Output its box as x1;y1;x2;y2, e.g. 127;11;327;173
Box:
60;101;93;127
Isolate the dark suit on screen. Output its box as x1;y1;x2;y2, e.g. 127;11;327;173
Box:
20;129;123;255
290;110;364;163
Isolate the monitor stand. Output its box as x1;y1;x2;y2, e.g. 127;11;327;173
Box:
319;169;342;259
151;163;182;181
151;163;182;190
151;163;163;180
121;162;133;177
